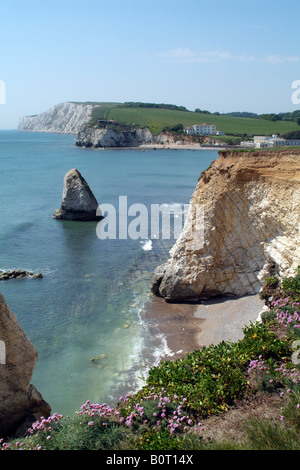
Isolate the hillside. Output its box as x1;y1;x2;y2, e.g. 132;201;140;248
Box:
18;101;300;139
89;102;300;137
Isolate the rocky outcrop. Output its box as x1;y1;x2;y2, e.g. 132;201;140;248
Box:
0;294;51;437
53;168;103;221
75;126;172;148
18;102;93;135
0;270;43;281
151;148;300;301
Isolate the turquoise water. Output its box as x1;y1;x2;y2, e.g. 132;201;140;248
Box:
0;130;218;416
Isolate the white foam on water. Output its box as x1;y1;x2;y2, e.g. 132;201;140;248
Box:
109;292;170;400
141;239;152;251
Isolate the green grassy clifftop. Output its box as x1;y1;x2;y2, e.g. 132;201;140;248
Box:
88;102;300;139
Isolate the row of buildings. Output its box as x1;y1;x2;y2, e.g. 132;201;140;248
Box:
241;135;300;148
184;123;300;148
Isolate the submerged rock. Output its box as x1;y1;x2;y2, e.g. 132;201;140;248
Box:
0;294;51;438
53;168;103;221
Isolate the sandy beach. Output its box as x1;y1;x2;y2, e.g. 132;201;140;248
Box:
144;294;265;361
139;143;228;151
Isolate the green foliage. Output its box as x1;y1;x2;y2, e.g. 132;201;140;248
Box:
219;390;300;450
47;416;126;450
194;108;211;114
214;135;242;145
282;130;300;139
7;414;128;451
282;266;300;297
282;390;300;431
163;123;184;133
139;322;291;417
261;296;300;346
243;418;300;450
123;102;189;112
264;277;279;288
259;110;300;122
259;268;300;304
225;112;259;118
237;322;291;361
134;428;185;451
260;113;282;122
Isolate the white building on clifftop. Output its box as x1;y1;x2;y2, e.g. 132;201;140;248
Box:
184;123;224;136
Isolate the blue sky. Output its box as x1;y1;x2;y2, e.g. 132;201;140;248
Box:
0;0;300;128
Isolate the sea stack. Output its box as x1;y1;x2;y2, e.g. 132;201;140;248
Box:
53;168;103;221
0;294;51;437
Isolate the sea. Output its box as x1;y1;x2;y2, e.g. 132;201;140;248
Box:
0;130;218;416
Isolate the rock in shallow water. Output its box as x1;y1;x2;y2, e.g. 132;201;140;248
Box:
0;270;43;281
53;168;104;221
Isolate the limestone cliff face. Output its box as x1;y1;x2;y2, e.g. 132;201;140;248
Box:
0;294;51;437
151;148;300;301
18;102;93;135
75;126;172;148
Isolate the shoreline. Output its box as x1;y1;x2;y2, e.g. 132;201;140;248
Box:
144;296;201;361
139;143;228;151
75;142;231;151
87;145;228;151
144;294;265;362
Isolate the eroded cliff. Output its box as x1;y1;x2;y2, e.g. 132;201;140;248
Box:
75;125;172;148
0;294;51;437
151;148;300;301
18;102;93;135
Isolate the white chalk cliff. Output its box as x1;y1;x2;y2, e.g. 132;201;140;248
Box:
151;148;300;301
18;102;93;135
